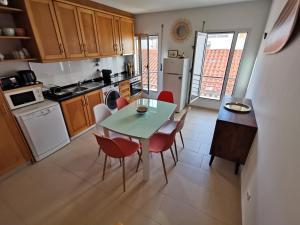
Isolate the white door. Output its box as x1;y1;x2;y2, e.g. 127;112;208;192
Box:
189;32;207;103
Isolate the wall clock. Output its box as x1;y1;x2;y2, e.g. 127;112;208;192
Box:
171;18;192;42
264;0;300;54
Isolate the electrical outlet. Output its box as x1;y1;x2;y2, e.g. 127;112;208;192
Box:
247;191;251;201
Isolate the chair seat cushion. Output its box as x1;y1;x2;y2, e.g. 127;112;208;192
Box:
158;120;177;134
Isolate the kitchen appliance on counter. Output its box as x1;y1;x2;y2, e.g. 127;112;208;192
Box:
0;75;21;90
163;58;190;112
3;83;44;110
130;76;142;96
13;100;70;161
17;70;37;86
102;69;112;84
102;83;120;110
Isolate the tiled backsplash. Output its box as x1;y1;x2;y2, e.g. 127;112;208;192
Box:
29;56;132;87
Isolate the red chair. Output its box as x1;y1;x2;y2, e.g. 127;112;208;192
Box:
157;91;174;103
116;97;129;110
93;133;141;192
147;128;177;183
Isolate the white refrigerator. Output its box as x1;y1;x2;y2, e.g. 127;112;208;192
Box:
163;58;190;112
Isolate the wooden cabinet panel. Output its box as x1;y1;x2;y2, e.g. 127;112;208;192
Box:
0;92;31;176
54;1;85;58
209;96;257;174
119;80;131;101
61;96;90;137
114;16;122;55
85;90;103;125
95;12;116;56
120;18;134;55
25;0;65;60
77;7;100;57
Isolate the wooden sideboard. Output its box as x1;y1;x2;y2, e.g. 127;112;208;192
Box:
209;96;258;174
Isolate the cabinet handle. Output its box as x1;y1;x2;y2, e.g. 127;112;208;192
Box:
83;43;88;53
81;98;86;107
85;96;89;106
80;44;84;53
59;44;64;54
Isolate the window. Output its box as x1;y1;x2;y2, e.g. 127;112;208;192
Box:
190;31;248;102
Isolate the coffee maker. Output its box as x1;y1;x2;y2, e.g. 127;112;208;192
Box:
102;69;112;83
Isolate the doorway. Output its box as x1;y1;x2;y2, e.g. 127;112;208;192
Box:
134;35;159;96
190;31;248;104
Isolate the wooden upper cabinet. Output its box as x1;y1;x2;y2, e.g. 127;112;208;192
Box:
24;0;65;60
114;17;123;55
85;90;103;125
95;12;117;56
61;95;90;137
54;1;85;58
0;92;31;176
120;18;135;55
77;7;100;57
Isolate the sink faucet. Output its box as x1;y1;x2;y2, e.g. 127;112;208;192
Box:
77;81;82;87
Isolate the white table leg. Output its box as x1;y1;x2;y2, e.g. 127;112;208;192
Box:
103;127;109;137
140;138;150;181
102;127;113;167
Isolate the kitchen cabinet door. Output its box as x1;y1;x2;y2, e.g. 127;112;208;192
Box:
120;18;135;55
119;80;131;101
61;96;90;137
54;1;85;59
77;7;100;57
0;92;31;176
95;12;117;56
114;17;123;55
25;0;65;60
85;90;103;125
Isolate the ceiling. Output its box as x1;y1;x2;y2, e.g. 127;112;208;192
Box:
91;0;261;14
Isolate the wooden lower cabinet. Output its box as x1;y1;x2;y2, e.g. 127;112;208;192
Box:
0;91;32;176
61;90;103;137
119;80;131;101
85;90;103;125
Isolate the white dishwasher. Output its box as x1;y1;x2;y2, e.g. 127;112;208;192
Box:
13;100;70;161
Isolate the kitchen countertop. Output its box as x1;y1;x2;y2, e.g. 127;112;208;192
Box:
43;73;141;102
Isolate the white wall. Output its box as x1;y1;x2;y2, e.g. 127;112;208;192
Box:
0;56;131;87
135;0;271;108
242;1;300;225
29;56;130;87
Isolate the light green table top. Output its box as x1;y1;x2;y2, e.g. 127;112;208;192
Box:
101;98;177;139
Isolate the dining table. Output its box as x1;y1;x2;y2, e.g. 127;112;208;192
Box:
100;98;177;181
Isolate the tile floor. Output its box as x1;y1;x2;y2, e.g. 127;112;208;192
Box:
0;107;241;225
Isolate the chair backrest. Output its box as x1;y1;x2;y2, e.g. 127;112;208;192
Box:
93;104;112;132
157;91;174;103
93;133;123;158
116;97;129;110
177;109;188;131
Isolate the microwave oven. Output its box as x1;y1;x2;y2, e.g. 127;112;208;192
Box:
3;84;44;110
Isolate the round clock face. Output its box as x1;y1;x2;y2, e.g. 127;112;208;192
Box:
172;19;192;42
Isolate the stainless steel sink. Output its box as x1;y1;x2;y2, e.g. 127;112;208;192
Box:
81;82;101;89
66;86;88;93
